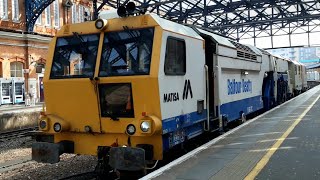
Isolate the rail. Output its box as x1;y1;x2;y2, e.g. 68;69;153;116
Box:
0;127;37;142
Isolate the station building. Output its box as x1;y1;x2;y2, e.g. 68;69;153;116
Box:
0;0;91;103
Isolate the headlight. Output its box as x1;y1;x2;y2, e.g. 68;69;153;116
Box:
126;124;136;135
39;120;47;129
140;121;150;132
95;19;108;30
53;123;62;132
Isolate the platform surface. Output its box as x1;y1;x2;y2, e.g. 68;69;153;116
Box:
142;85;320;180
0;103;43;114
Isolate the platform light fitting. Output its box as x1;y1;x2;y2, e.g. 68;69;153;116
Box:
242;70;249;75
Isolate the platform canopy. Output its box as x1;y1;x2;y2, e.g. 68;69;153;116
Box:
26;0;320;48
307;63;320;69
92;0;320;48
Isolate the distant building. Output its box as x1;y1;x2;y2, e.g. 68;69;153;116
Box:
0;0;91;102
267;48;299;61
267;47;320;66
299;48;320;64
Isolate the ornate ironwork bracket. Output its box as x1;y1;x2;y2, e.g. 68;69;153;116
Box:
26;0;55;32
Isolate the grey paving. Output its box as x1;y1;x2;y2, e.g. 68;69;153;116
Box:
257;91;320;180
152;86;320;180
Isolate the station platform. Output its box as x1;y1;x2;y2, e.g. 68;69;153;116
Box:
0;103;42;132
0;103;43;114
142;85;320;180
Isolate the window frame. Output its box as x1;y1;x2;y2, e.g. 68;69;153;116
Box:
35;13;42;25
164;36;186;76
0;0;8;20
53;0;59;28
79;5;83;22
98;28;155;77
71;3;77;23
10;61;23;77
11;0;18;22
84;7;90;21
45;5;51;26
49;33;100;79
99;83;135;118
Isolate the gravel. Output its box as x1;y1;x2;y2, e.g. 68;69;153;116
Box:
0;137;98;180
0;136;33;163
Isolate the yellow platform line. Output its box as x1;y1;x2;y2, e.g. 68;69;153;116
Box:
245;94;320;180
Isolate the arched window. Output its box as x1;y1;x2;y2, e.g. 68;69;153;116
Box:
10;61;23;77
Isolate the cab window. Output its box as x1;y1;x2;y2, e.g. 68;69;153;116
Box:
50;33;100;79
164;37;186;75
99;83;134;118
99;28;154;77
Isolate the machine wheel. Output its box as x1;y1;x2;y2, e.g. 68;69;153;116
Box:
119;169;147;179
283;93;287;103
222;117;229;131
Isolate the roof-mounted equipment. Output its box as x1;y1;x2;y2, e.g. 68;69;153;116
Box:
117;1;146;17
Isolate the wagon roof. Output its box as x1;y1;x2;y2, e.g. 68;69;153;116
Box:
150;14;203;40
196;28;235;48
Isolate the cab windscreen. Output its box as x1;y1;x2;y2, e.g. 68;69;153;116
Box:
99;83;134;119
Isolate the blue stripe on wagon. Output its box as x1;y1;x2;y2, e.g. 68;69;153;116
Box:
162;111;207;151
220;95;263;122
161;95;263;151
162;111;207;135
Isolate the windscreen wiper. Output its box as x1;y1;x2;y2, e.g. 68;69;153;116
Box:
72;32;94;55
123;26;139;40
106;112;119;121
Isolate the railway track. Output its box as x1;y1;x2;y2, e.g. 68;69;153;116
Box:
0;156;32;173
56;131;224;180
59;171;98;180
0;127;37;142
58;117;254;180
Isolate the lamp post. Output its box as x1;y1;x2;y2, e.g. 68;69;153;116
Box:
63;0;73;24
26;55;35;97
